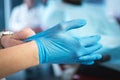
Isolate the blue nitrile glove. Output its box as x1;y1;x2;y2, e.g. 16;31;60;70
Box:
24;19;102;65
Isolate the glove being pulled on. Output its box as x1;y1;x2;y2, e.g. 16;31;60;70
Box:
24;19;102;64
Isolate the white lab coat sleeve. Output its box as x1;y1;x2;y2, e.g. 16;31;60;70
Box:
42;1;65;28
8;7;25;32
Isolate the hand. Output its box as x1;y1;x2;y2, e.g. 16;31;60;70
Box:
1;28;35;48
25;19;102;64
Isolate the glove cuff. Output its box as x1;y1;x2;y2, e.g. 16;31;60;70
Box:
34;39;46;64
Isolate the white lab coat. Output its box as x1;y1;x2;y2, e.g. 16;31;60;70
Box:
8;3;45;32
42;0;65;28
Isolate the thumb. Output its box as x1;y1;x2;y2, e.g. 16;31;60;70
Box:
24;19;86;42
60;19;86;31
15;28;35;40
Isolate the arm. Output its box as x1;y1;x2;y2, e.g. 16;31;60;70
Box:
0;41;39;78
0;19;102;78
0;28;37;78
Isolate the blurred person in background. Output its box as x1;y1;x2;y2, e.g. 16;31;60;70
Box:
8;0;45;33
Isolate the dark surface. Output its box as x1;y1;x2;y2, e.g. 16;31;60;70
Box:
74;64;120;80
7;64;59;80
63;0;83;5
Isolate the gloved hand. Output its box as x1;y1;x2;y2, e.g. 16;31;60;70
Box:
24;19;102;65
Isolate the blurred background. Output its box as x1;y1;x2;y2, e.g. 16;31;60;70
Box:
0;0;120;80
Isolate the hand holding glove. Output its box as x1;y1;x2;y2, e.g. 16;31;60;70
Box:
24;19;102;65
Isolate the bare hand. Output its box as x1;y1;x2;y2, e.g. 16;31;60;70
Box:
1;28;35;48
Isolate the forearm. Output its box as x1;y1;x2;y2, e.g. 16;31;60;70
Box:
0;41;39;78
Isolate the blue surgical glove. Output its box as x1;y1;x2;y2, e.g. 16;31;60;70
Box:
24;19;102;64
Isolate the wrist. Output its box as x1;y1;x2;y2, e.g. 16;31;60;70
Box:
27;41;39;65
0;41;39;77
34;39;45;64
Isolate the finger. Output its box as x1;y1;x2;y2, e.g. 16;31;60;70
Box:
24;25;60;42
24;34;39;42
76;43;102;57
37;19;86;35
1;35;23;48
80;35;101;47
80;61;94;65
14;28;35;40
76;58;95;65
78;54;102;61
24;19;86;42
85;43;102;53
6;39;23;47
76;47;88;57
60;19;86;31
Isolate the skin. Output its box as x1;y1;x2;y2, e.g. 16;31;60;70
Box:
0;28;39;78
24;0;35;9
1;28;35;48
